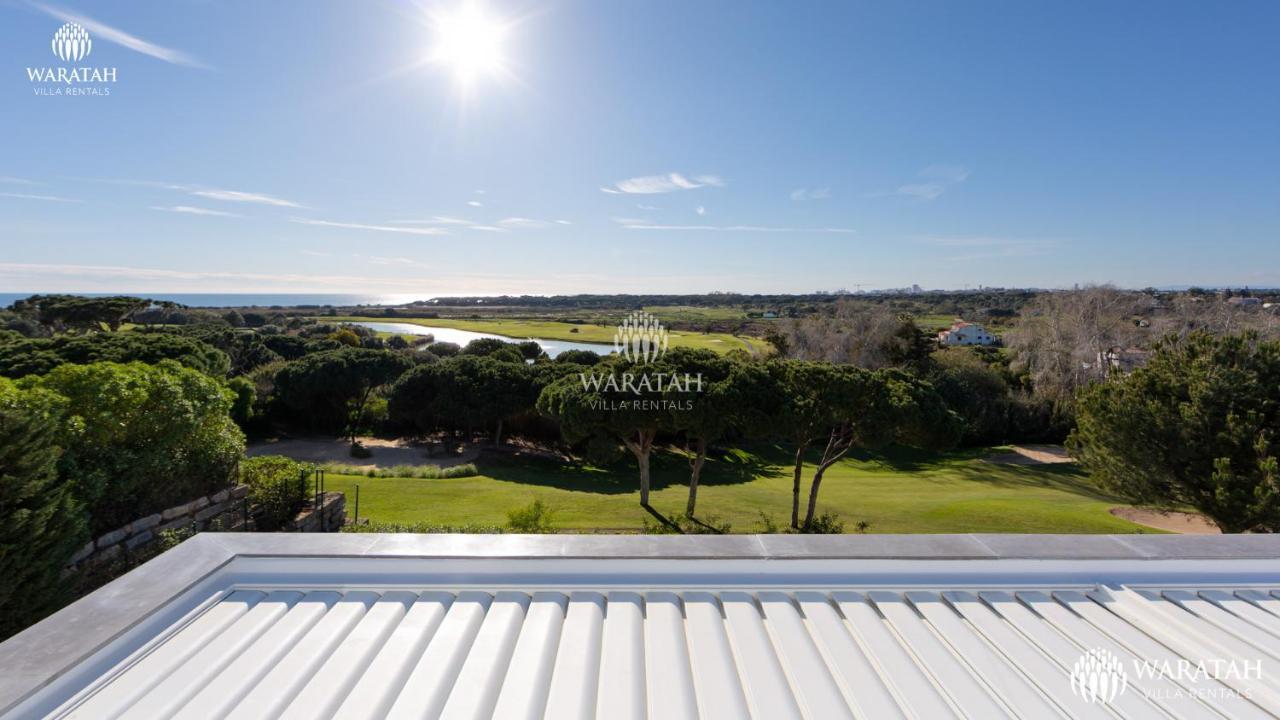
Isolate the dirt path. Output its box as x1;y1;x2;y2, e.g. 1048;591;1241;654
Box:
1110;507;1221;534
983;444;1075;465
247;437;480;468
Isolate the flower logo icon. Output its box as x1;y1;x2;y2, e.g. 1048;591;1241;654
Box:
52;23;92;63
614;311;669;364
1070;648;1128;704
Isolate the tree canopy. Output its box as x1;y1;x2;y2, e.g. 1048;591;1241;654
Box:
0;332;231;379
274;348;414;439
1071;332;1280;532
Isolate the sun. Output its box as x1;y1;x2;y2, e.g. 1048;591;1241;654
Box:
430;2;509;83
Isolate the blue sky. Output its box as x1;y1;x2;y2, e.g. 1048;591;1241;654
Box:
1;0;1277;295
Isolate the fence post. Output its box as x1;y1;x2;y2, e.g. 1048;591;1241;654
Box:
241;495;248;532
354;484;360;526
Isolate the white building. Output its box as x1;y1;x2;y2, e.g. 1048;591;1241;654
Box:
2;534;1279;718
938;321;996;346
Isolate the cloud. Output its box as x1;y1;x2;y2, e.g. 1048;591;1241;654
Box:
0;176;38;185
790;187;831;201
498;217;553;228
31;2;208;68
918;235;1056;260
300;250;331;257
290;218;448;236
555;219;572;225
190;189;302;208
884;165;970;200
0;261;432;288
601;172;724;195
614;218;854;234
695;206;706;216
636;204;659;211
467;200;483;207
0;191;78;202
151;205;240;217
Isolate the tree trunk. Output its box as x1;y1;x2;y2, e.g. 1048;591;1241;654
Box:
686;437;708;517
494;418;504;446
804;427;854;529
622;430;656;507
790;440;807;528
804;464;831;529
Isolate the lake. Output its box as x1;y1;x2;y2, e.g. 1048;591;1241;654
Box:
353;322;615;358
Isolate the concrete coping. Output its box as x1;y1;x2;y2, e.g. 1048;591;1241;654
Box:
1;532;1278;715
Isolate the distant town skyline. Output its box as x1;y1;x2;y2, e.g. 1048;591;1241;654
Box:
2;1;1278;294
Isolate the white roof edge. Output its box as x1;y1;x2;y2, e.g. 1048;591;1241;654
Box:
2;533;1278;715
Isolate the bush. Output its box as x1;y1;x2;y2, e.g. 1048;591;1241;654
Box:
0;379;87;639
505;498;555;533
32;361;245;534
320;462;478;479
342;520;503;533
800;511;846;534
240;455;308;530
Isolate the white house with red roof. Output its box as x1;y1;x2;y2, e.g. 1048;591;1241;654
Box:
938;320;996;346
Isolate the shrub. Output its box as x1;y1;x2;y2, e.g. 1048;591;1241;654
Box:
505;498;556;533
0;379;87;639
349;442;372;459
342;520;503;533
320;462;478;479
800;511;846;534
240;455;308;530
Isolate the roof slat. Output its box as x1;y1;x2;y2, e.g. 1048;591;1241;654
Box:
490;592;568;720
437;591;531;720
721;591;804;719
832;591;959;720
542;591;605;720
643;592;698;720
869;591;1012;719
280;591;416;719
124;590;302;720
1055;590;1270;720
793;591;906;720
909;592;1064;719
596;591;647;720
757;591;854;720
331;591;454;720
683;592;752;720
382;591;492;720
981;591;1167;720
177;591;340;720
63;589;264;720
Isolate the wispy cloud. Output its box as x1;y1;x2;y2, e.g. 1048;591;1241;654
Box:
601;173;724;195
790;187;831;201
190;189;302;208
291;218;448;236
0;191;79;202
636;203;659;211
882;165;970;201
0;176;38;185
0;261;432;288
151;205;239;217
467;200;483;207
918;234;1055;260
31;2;208;68
614;218;854;234
300;250;331;257
498;217;553;228
555;219;572;225
695;206;707;216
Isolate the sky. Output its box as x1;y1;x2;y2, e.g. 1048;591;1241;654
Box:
1;0;1278;295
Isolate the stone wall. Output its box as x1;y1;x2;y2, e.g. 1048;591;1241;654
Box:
288;491;346;533
67;485;250;569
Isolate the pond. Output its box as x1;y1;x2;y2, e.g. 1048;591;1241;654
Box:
352;322;615;358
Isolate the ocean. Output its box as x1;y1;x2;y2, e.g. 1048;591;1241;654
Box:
0;293;428;309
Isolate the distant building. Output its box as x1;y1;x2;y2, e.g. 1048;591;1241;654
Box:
1228;296;1262;306
938;321;996;346
1097;346;1151;373
762;310;778;318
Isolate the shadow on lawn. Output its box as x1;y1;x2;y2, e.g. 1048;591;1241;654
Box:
478;446;782;495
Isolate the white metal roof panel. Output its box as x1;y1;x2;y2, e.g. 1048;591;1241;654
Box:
30;582;1280;719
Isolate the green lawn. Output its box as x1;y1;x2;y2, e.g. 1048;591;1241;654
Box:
327;445;1153;534
332;316;757;354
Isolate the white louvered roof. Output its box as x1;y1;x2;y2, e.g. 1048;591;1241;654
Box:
3;534;1280;719
36;583;1280;719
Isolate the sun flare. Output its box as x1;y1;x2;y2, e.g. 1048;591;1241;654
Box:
431;2;508;83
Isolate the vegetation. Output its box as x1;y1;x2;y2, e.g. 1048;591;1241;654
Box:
505;498;556;533
0;332;231;379
1072;332;1280;532
30;361;245;534
239;455;309;530
0;379;87;638
274;348;414;441
320;462;478;479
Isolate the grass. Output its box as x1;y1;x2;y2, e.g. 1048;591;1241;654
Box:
331;316;758;354
328;445;1154;534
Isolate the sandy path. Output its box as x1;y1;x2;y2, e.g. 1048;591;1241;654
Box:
247;437;480;468
1110;507;1221;534
984;444;1075;465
